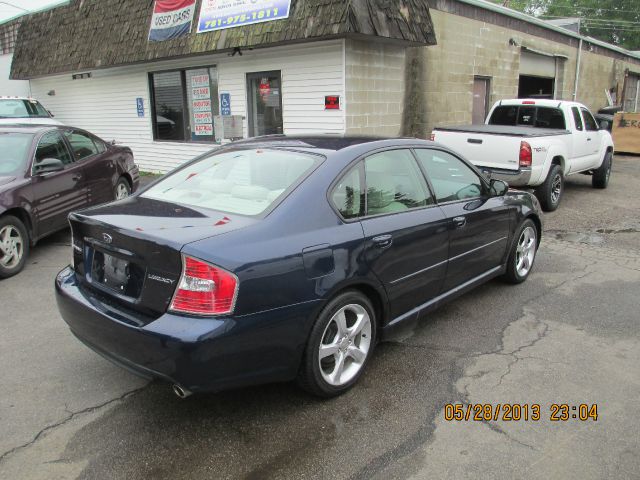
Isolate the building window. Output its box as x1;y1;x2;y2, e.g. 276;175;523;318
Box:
149;67;220;143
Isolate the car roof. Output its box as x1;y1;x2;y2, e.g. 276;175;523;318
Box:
0;124;60;134
496;99;584;108
225;135;435;154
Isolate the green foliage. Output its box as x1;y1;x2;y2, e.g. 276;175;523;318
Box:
488;0;640;51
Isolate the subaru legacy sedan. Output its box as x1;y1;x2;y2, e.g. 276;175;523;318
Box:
55;137;542;398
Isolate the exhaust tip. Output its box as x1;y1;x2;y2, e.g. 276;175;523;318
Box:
172;384;192;399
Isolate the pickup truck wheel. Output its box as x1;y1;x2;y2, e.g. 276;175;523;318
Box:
503;219;538;284
592;152;612;189
535;165;563;212
0;215;29;279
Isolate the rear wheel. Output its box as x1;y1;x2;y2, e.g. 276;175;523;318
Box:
503;219;538;284
0;215;29;279
297;291;377;397
592;151;612;189
114;177;131;200
535;164;563;212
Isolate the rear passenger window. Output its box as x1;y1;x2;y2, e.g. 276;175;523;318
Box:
331;165;363;219
415;150;483;203
364;149;433;216
65;130;99;160
517;107;536;126
572;107;584;131
535;108;566;129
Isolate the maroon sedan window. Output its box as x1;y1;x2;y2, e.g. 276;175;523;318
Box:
65;130;100;160
34;131;73;167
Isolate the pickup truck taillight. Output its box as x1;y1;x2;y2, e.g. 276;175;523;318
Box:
170;256;238;316
519;141;533;168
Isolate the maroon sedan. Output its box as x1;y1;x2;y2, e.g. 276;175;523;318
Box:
0;125;139;278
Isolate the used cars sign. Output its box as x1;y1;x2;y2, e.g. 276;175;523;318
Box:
197;0;292;33
148;0;196;42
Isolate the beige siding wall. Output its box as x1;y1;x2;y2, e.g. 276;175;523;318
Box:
422;9;640;134
345;40;406;136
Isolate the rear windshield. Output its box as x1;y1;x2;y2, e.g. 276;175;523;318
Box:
142;148;321;216
0;133;33;175
488;106;566;129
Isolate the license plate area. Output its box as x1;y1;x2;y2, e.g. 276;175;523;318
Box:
91;250;144;299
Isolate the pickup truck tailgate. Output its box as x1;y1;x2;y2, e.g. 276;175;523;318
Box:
432;129;523;171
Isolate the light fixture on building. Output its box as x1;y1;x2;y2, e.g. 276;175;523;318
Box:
509;38;520;47
229;47;243;57
72;72;92;80
47;90;55;96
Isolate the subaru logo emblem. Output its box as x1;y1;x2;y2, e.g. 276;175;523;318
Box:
102;233;113;244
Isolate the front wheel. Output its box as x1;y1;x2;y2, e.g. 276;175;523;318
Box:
535;164;564;212
0;215;29;279
592;152;612;189
297;291;377;397
503;219;538;284
114;177;131;200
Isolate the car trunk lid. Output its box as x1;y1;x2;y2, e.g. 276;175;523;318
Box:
69;196;256;322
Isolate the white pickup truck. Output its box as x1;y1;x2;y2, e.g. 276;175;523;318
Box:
431;99;615;211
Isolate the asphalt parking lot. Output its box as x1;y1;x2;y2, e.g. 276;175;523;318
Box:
1;156;639;480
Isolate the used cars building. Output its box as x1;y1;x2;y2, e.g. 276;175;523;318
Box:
7;0;640;172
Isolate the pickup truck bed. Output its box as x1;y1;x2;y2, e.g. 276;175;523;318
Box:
433;125;570;137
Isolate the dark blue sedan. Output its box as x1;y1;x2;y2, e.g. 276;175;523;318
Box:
55;137;542;398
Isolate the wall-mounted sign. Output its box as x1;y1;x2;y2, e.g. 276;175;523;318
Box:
136;97;145;117
220;93;231;116
197;0;292;34
149;0;196;42
325;95;341;110
190;73;214;137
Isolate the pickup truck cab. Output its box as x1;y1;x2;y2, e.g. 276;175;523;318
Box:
432;99;614;211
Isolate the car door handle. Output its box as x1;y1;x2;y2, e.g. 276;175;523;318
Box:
587;138;592;141
453;216;467;228
372;235;393;249
72;175;82;181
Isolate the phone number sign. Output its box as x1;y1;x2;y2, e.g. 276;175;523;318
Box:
197;0;291;33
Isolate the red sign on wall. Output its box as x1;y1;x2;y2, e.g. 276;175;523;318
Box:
325;95;340;110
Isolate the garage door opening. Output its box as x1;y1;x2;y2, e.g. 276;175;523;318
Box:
518;75;555;99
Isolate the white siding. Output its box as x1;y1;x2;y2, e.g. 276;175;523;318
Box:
0;54;30;96
29;40;346;173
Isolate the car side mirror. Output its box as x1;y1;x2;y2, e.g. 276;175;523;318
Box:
47;110;55;118
599;120;610;131
34;158;65;174
490;179;509;197
110;139;117;146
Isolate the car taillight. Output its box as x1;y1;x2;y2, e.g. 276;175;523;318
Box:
170;256;238;316
519;141;533;168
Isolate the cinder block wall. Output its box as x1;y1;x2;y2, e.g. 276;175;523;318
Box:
420;8;640;134
345;39;406;136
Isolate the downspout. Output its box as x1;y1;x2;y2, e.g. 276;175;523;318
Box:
572;38;583;101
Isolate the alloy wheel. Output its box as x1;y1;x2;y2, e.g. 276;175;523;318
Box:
551;174;562;204
318;304;372;387
116;181;130;200
0;225;24;269
515;226;537;278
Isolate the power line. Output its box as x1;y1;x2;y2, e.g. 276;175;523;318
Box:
0;1;29;13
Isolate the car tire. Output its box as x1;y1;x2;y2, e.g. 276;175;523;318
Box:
114;177;131;200
503;219;538;284
297;290;377;398
0;215;29;279
535;164;563;212
592;151;612;189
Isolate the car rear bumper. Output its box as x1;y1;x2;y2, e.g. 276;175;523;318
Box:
479;167;532;188
55;267;320;393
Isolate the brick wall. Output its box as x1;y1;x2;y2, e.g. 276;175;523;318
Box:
345;40;406;136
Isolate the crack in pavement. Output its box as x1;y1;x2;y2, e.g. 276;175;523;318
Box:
0;385;148;465
482;420;537;451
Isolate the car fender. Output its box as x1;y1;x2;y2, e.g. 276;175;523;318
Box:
594;132;615;169
534;143;568;185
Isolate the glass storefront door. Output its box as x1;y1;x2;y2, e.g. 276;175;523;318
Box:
247;71;283;137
